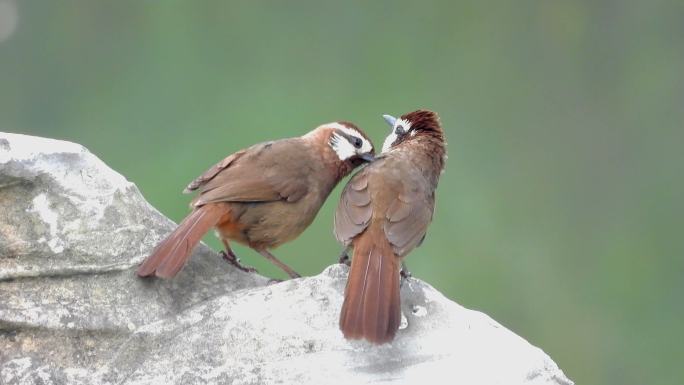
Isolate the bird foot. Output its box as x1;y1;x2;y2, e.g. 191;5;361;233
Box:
338;250;351;266
219;250;258;274
400;267;412;287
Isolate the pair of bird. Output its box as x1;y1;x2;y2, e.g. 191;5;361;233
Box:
137;109;446;344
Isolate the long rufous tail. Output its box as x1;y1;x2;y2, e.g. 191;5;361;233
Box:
137;204;225;278
339;228;402;344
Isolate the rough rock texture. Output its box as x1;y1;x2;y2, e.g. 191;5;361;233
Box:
0;132;573;385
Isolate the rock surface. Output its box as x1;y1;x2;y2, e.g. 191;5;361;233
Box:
0;132;573;385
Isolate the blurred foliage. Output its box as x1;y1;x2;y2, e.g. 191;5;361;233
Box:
1;1;683;384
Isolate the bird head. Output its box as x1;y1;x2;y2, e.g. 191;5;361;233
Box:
326;122;375;164
381;109;443;153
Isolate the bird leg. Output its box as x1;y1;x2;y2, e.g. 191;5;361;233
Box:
256;249;301;279
400;261;412;287
219;239;257;273
337;246;351;266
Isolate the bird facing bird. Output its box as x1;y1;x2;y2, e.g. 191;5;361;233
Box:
136;110;446;346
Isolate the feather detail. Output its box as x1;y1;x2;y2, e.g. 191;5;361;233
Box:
339;227;402;344
136;204;227;278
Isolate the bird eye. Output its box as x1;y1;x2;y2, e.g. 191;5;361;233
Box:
353;137;362;148
396;125;405;134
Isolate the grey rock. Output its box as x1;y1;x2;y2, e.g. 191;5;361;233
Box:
0;132;573;385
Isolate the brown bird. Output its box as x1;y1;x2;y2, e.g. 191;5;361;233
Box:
334;110;446;344
137;122;375;279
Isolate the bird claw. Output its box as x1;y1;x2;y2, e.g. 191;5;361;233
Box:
338;249;351;266
400;267;412;287
219;250;258;274
338;255;351;266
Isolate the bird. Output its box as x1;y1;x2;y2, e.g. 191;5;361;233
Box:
137;121;375;279
334;109;446;344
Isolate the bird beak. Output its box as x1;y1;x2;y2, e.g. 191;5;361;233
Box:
359;153;375;162
382;114;397;128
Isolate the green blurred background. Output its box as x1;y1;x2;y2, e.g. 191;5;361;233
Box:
1;1;682;384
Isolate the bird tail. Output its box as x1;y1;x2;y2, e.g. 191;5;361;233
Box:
136;204;225;278
339;227;402;344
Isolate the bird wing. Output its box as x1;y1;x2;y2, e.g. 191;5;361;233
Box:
184;150;247;193
382;181;434;257
334;167;373;245
185;139;311;206
334;155;435;256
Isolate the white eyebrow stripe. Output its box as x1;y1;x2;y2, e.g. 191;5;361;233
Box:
382;118;413;153
327;123;373;154
330;132;357;160
394;118;412;132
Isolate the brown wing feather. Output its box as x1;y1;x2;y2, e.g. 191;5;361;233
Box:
334;170;372;245
335;156;434;256
184;150;247;193
384;190;434;256
186;139;310;206
193;179;282;205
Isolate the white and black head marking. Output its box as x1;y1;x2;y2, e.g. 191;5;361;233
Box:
381;110;444;155
381;114;414;153
328;122;374;161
